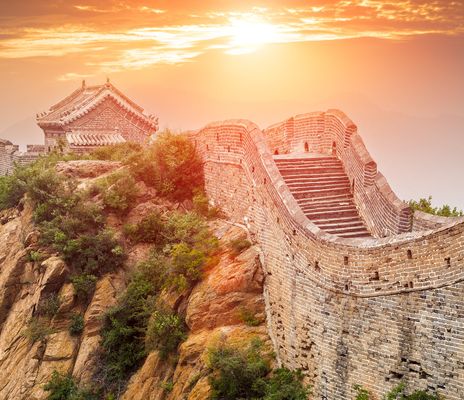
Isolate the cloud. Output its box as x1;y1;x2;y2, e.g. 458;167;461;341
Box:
0;0;462;76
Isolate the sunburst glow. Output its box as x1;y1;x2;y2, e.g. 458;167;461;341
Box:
225;16;283;54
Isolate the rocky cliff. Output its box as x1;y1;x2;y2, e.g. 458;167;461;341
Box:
0;160;269;400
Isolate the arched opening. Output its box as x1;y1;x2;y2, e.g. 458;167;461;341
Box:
304;142;309;152
274;149;279;155
332;141;337;155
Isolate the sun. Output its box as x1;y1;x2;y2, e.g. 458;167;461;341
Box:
225;16;281;54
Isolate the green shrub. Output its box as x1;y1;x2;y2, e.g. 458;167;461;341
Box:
263;368;311;400
62;230;125;276
0;174;26;211
99;257;166;385
228;235;252;257
168;242;206;291
239;307;262;327
208;338;272;400
69;313;85;336
28;250;47;263
124;211;166;245
101;171;139;215
208;338;310;400
145;304;187;359
127;131;204;202
192;191;221;219
38;293;61;318
23;317;54;343
70;274;98;303
354;384;371;400
90;142;142;162
44;371;99;400
165;211;219;255
160;380;174;393
353;383;442;400
409;196;463;217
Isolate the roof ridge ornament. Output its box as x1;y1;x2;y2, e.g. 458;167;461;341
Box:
82;80;86;89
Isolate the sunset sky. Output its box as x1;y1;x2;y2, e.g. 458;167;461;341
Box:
0;1;463;207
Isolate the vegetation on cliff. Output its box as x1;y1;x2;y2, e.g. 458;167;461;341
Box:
354;383;442;400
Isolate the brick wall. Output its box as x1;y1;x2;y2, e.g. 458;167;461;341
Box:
189;117;464;400
263;110;412;237
67;97;152;143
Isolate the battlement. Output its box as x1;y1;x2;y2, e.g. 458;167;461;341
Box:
0;139;44;176
189;111;464;399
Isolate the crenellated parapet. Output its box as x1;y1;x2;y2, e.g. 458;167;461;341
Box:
189;113;464;400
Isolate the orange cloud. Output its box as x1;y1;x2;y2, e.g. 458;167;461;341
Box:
0;1;462;78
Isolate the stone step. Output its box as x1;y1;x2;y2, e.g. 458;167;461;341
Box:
287;181;351;191
282;172;348;181
311;215;363;225
292;187;351;200
317;220;366;230
284;176;350;185
274;156;338;164
337;231;372;239
279;166;345;176
275;155;371;238
324;224;371;235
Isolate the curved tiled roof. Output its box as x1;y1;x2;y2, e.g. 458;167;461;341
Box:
36;81;158;130
66;131;126;147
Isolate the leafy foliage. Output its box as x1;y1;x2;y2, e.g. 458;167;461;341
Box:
409;196;463;217
37;293;61;318
145;304;187;359
44;371;99;400
70;274;98;303
23;317;55;343
354;383;442;400
99;171;139;215
208;338;310;400
69;313;85;336
124;211;166;245
90;142;143;162
126;131;204;202
228;235;252;257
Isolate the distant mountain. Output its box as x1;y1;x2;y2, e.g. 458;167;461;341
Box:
0;117;43;150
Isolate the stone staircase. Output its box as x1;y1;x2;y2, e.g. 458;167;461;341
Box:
274;155;371;238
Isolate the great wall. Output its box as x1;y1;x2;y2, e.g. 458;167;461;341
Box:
190;109;464;399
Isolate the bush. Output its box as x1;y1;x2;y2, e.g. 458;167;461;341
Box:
208;338;272;400
145;304;187;359
23;317;54;343
208;338;310;400
0;174;26;211
71;274;98;303
124;211;166;245
38;293;61;318
62;230;125;276
44;371;99;400
127;131;204;202
409;196;463;217
69;313;85;336
192;191;221;219
228;235;252;257
99;257;166;385
264;368;311;400
168;242;206;291
100;171;139;215
90;142;142;162
353;383;442;400
239;307;262;327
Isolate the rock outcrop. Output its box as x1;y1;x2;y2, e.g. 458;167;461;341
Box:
0;160;268;399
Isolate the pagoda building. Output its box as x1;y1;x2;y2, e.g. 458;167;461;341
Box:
36;79;158;153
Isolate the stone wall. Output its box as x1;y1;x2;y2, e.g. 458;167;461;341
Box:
189;116;464;400
0;139;43;176
264;110;412;237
